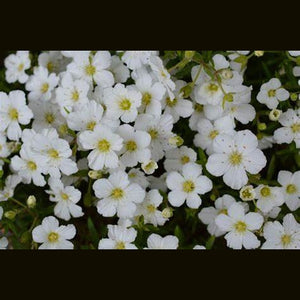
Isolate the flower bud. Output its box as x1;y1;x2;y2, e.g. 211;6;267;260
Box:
184;51;195;61
290;93;298;101
162;207;173;219
4;210;17;220
141;160;158;175
168;135;184;147
258;123;267;131
254;51;264;57
269;109;282;121
240;185;256;201
26;195;36;208
88;170;103;180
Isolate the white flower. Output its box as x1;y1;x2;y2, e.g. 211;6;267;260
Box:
194;115;235;155
98;224;137;249
134;72;165;116
55;72;90;116
193;245;206;249
121;51;157;70
0;90;33;140
38;51;67;74
93;170;145;218
257;134;274;150
134;113;174;161
0;133;10;158
0;236;8;249
206;130;267;190
4;51;30;84
109;55;130;83
11;145;47;187
32;216;76;249
189;103;205;131
67;51;114;88
195;80;223;106
47;177;83;221
166;162;212;208
277;170;300;211
215;202;264;249
117;124;151;167
257;78;289;109
254;185;284;213
199;194;248;237
30;128;78;178
78;124;123;170
262;214;300;249
25;66;59;102
135;189;166;226
103;83;142;123
0;175;21;202
164;146;197;172
145;233;178;249
162;80;193;122
128;168;150;189
148;55;176;99
29;100;64;131
274;109;300;148
67;100;104;132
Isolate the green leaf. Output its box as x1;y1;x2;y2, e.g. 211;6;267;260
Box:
87;217;99;245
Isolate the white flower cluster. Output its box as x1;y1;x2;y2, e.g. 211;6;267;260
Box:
0;50;300;250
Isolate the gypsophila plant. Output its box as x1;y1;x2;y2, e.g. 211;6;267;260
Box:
0;50;300;250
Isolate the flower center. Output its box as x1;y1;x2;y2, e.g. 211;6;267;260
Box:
45;113;55;124
260;186;271;197
281;234;291;246
218;209;228;215
209;130;219;140
229;151;243;166
48;232;59;243
48;149;60;159
242;189;253;199
111;188;124;200
86;121;96;131
71;90;79;102
27;161;37;171
59;124;68;135
18;63;24;72
85;64;96;76
47;62;54;72
41;83;49;94
194;103;203;112
181;155;190;164
126;140;137;152
148;129;158;139
142;92;152;105
268;89;276;97
115;241;125;249
119;98;132;111
147;204;156;213
98;139;111;152
61;193;69;200
182;180;195;193
9;108;19;120
234;221;247;233
291;123;300;133
286;184;297;194
207;83;219;92
166;97;177;107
